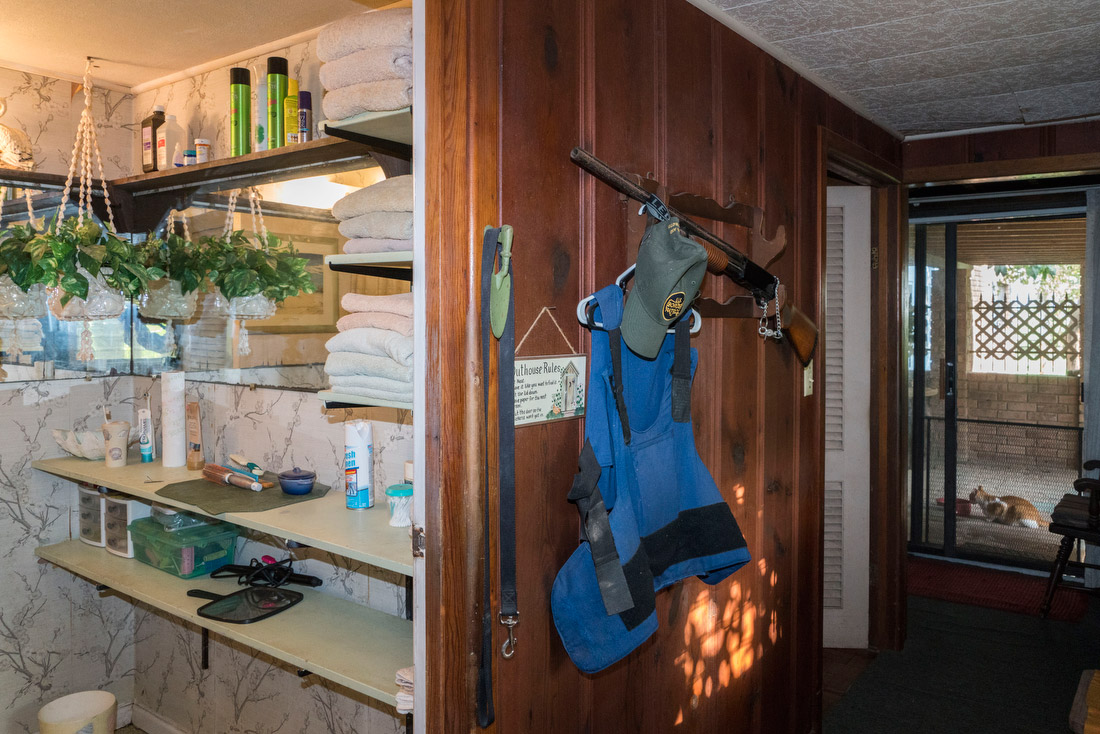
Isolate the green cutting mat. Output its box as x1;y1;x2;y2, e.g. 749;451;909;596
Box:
156;472;330;515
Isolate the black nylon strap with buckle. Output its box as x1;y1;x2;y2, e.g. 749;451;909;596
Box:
476;227;518;729
670;318;692;423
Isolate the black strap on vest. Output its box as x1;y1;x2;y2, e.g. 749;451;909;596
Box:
476;227;518;729
670;318;692;423
608;328;631;444
567;440;634;615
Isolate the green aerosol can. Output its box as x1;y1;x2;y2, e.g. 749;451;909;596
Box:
229;67;251;157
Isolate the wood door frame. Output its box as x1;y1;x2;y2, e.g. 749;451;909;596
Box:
817;128;907;652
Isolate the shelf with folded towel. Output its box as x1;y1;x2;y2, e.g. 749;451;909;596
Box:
32;455;414;576
323;106;413;159
36;539;412;707
325;251;413;280
318;390;413;411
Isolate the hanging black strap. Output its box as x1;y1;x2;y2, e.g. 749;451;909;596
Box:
476;227;518;729
608;327;632;444
567;440;634;615
670;318;692;423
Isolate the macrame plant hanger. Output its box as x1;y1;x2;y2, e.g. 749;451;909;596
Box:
221;186;271;356
160;208;191;358
56;58;119;362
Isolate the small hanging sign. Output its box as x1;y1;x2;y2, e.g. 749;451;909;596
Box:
514;354;587;426
513;306;586;427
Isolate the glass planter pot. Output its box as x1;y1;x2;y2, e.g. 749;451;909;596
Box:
0;276;47;320
213;290;277;320
47;268;126;322
138;279;199;321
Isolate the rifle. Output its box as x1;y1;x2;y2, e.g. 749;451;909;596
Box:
570;147;818;366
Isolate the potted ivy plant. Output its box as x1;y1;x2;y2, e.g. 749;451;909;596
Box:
205;229;316;320
35;216;163;321
137;230;210;321
0;223;48;319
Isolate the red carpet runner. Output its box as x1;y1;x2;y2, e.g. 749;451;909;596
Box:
908;555;1088;622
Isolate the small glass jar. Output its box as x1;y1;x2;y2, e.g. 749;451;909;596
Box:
384;483;413;527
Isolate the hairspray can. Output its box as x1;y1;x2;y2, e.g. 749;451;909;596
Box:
229;67;251;156
137;408;154;463
266;57;288;150
344;420;374;510
298;90;312;143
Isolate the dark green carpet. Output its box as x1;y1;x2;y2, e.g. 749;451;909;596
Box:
824;595;1100;734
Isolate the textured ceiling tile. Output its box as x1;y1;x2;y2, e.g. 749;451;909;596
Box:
722;0;821;40
803;60;886;89
850;67;1013;108
792;0;956;35
837;4;1016;63
774;32;860;68
712;0;771;10
1016;79;1100;123
870;92;1023;127
1001;52;1100;93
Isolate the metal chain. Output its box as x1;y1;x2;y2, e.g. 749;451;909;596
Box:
757;276;783;341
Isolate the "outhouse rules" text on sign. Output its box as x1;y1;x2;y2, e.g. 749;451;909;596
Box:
514;355;586;427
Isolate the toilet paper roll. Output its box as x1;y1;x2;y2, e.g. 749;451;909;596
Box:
161;370;187;468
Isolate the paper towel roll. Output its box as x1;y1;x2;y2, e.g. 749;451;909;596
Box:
161;371;187;468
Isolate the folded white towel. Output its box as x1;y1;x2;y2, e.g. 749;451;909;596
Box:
327;385;413;405
395;690;414;715
329;374;412;394
325;352;412;382
341;291;413;316
338;211;414;241
333;175;413;220
322;79;412;120
396;666;414;690
336;311;412;336
317;8;413;62
326;327;413;366
321;46;412;91
343;237;412;255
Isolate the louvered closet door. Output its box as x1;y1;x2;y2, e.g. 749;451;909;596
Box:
822;187;872;649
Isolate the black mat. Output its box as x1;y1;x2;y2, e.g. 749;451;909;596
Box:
824;594;1100;734
156;472;329;515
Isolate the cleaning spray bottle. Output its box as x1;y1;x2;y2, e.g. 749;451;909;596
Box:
344;420;374;510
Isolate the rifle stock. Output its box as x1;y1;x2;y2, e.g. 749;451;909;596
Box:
780;303;818;367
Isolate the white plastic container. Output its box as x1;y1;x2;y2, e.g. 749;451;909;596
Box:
104;494;152;558
77;484;106;547
385;483;413;527
156;114;183;171
344;420;374;510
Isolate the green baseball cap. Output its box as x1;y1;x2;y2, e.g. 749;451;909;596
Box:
621;218;707;359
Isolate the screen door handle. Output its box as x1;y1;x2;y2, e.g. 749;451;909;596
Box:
944;361;956;398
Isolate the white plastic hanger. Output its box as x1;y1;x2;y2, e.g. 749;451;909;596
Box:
576;264;702;334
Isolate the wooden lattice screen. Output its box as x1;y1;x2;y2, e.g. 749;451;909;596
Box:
973;297;1081;360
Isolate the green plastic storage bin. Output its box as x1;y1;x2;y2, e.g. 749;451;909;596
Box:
128;516;238;579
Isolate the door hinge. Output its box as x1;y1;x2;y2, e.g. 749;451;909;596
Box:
411;525;426;558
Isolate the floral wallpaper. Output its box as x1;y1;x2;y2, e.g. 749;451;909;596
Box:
0;65;133;179
131;39;322;171
0;376;142;732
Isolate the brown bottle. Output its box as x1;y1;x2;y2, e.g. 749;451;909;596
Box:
141;105;166;172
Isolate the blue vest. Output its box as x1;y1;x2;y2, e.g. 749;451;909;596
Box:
552;284;752;673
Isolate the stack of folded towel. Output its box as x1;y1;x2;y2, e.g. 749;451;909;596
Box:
395;666;414;715
325;292;413;401
333;174;413;255
318;7;413;121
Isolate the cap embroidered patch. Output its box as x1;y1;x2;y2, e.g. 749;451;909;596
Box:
662;292;685;320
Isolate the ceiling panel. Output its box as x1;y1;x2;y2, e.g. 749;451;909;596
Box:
701;0;1100;137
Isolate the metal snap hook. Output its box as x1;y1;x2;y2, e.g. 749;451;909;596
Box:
499;613;518;659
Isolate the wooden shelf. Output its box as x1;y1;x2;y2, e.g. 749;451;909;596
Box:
325;251;413;280
32;455;413;577
111;137;379;198
37;540;411;707
318;391;413;411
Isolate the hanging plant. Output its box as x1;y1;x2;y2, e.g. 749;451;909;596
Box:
205;229;314;304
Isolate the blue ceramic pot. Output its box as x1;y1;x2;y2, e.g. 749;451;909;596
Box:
277;466;316;495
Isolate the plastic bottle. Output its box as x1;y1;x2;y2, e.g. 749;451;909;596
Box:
298;91;313;143
266;57;288;150
156;114;183;172
141;105;165;172
229;67;251;157
344;420;374;510
283;79;299;146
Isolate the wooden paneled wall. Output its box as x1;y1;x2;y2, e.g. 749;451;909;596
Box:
904;120;1100;183
425;1;903;732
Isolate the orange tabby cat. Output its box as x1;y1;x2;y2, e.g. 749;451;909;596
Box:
969;486;1046;529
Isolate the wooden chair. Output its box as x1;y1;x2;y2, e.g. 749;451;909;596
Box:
1042;459;1100;618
